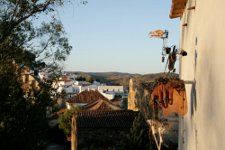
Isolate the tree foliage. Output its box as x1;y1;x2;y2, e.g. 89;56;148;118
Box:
0;70;53;150
0;0;72;67
0;0;72;149
76;76;94;83
58;108;79;136
122;112;150;150
76;76;87;81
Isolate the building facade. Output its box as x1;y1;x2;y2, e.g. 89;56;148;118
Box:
98;85;124;93
170;0;225;149
71;110;139;150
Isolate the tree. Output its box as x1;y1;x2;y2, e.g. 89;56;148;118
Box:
0;0;72;69
58;108;79;137
0;0;72;149
86;76;94;83
0;63;53;150
76;76;94;83
122;112;150;150
76;76;86;81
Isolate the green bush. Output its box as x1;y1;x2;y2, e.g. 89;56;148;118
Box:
58;108;78;136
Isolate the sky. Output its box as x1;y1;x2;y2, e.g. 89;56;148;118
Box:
58;0;180;74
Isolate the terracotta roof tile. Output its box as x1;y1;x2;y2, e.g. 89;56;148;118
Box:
68;90;108;103
75;110;138;128
81;99;122;111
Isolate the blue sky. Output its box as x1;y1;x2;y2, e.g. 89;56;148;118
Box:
58;0;180;74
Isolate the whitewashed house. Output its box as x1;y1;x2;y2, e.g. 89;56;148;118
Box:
169;0;225;150
66;90;108;109
98;86;124;93
74;81;91;86
93;81;101;85
100;91;116;100
52;75;77;98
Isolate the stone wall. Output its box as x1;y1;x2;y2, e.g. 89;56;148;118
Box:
128;78;179;146
128;79;150;112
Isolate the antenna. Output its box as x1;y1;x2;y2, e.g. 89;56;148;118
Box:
149;30;187;73
149;30;169;62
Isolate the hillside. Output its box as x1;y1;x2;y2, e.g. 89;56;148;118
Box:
65;71;176;86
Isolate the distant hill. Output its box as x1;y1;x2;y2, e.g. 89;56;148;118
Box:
88;72;140;85
65;71;177;86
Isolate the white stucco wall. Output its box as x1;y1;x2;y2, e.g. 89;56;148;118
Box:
74;81;90;85
80;86;89;92
64;80;75;86
178;0;225;150
63;86;74;93
66;102;86;110
72;85;82;94
100;92;115;100
98;86;124;93
88;84;98;90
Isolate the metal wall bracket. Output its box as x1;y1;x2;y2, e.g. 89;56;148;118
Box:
184;80;195;84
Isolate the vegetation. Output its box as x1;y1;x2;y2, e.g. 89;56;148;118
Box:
76;76;94;83
122;112;150;150
58;108;79;137
0;0;71;149
75;76;87;81
70;71;171;86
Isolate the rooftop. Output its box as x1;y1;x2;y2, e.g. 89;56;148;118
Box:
170;0;187;18
68;90;108;103
75;110;139;128
81;98;122;111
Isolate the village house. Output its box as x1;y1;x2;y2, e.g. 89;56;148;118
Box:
74;80;91;86
66;90;108;109
98;85;124;93
49;72;128;111
169;0;225;149
71;110;139;150
98;85;127;100
80;98;123;111
100;91;115;100
52;75;77;98
52;73;105;99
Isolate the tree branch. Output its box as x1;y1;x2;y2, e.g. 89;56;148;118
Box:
0;0;54;43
